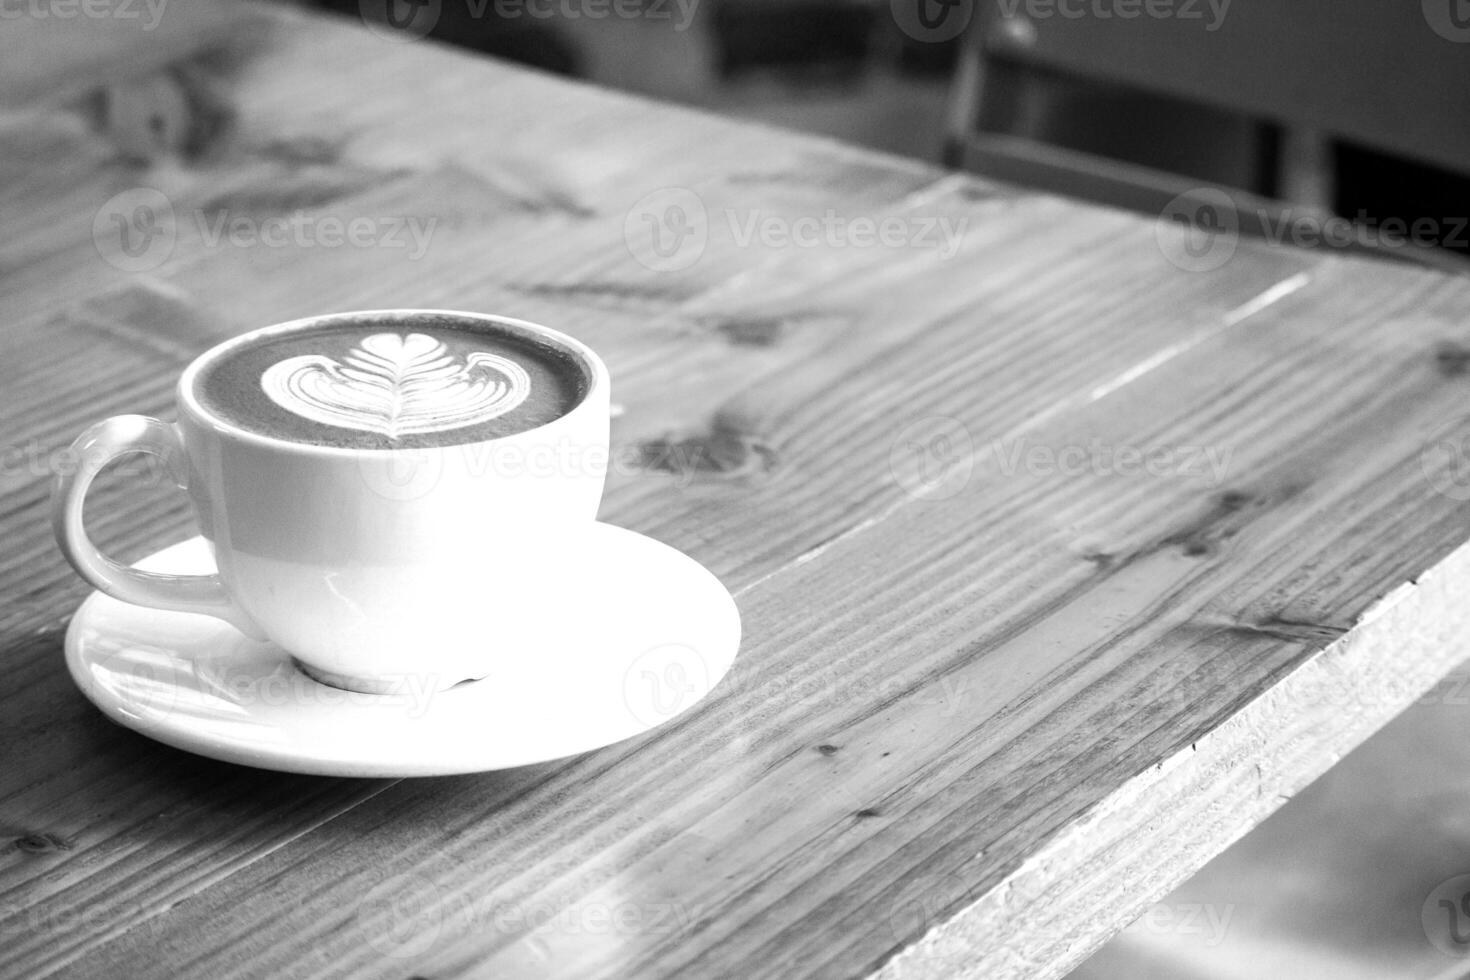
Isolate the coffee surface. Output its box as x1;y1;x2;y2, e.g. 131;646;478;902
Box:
194;320;586;448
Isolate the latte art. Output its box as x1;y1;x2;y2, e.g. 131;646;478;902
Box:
260;333;531;440
194;316;586;448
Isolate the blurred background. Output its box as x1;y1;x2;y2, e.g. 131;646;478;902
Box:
314;0;1470;268
312;0;956;157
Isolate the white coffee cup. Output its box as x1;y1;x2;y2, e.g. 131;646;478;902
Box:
52;310;610;693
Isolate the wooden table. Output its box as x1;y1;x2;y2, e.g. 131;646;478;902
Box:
6;7;1470;979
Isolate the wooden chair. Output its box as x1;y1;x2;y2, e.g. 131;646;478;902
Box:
943;3;1470;271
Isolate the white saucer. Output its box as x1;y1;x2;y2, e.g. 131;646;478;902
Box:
65;524;741;777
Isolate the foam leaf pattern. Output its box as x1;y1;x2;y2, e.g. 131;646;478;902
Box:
260;332;531;439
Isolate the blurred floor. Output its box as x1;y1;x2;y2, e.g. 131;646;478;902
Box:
1065;660;1470;980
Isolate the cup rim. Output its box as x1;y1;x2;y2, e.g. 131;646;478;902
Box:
176;309;608;457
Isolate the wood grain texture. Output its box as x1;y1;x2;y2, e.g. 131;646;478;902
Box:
3;7;1470;980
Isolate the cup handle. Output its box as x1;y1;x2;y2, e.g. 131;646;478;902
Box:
51;414;266;639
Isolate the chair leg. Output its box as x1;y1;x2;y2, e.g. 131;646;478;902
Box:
942;41;985;169
1279;126;1334;213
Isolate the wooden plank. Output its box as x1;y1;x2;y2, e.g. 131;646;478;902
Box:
3;7;1470;980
